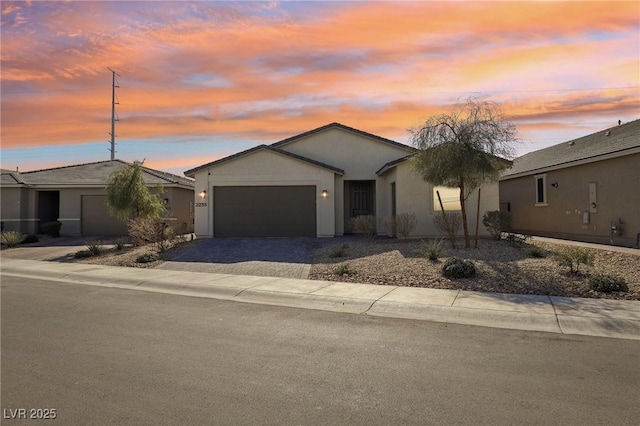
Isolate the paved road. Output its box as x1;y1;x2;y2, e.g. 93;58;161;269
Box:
2;276;639;425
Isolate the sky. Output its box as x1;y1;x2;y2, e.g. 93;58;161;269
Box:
1;0;639;177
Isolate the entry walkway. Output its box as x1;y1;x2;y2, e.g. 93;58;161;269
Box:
2;257;638;341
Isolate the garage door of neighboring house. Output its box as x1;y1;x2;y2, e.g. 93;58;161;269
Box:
81;195;128;236
214;186;316;237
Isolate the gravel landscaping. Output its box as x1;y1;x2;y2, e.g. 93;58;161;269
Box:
309;238;640;300
18;234;638;300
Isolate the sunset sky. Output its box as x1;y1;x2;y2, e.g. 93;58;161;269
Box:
1;1;639;177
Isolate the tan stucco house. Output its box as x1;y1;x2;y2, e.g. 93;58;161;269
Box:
185;123;500;238
500;119;640;248
1;160;194;236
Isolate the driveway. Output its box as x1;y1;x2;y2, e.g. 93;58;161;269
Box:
157;237;350;279
1;235;352;280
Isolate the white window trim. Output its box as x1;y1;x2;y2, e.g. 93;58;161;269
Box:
534;174;548;206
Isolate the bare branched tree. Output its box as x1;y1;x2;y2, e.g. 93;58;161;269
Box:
411;97;517;248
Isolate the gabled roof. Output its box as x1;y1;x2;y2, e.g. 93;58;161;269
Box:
271;122;416;153
0;171;25;186
502;119;640;179
376;154;415;175
1;160;194;188
184;144;344;177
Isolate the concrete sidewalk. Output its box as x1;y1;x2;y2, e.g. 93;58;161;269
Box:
2;257;639;340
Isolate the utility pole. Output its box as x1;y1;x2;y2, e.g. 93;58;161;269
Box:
107;68;120;160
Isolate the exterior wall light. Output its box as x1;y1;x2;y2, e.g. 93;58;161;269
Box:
551;182;559;188
199;190;207;199
321;189;328;198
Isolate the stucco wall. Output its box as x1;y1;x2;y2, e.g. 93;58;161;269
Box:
378;162;500;238
0;187;31;233
193;149;337;238
278;127;412;180
163;187;195;234
499;153;640;247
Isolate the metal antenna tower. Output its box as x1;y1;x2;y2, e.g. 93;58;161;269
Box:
107;68;120;160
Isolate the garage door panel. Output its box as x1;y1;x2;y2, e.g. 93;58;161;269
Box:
214;186;316;237
81;195;128;236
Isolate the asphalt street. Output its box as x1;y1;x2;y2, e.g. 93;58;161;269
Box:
2;276;640;425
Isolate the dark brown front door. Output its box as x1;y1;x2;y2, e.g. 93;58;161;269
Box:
344;180;375;233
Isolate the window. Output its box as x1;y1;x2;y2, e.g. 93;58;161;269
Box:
433;186;461;211
534;174;547;206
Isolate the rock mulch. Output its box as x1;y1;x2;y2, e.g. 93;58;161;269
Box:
309;238;640;300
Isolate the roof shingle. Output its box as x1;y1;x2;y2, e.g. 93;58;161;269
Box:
502;119;640;178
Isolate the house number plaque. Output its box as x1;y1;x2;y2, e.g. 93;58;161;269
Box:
195;202;208;207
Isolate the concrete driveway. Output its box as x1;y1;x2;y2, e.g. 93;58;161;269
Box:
157;237;348;279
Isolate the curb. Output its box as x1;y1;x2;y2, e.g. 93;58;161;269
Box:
2;260;639;341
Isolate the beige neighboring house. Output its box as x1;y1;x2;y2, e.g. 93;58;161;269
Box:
185;122;500;238
500;119;640;248
1;160;195;237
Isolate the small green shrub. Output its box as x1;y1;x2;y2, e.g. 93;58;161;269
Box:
554;246;595;274
529;245;547;258
335;263;356;276
588;273;628;293
482;211;512;240
136;252;159;263
350;215;376;239
423;238;445;261
1;231;24;247
22;234;39;244
74;250;93;259
41;221;62;237
86;240;104;256
329;243;349;258
442;257;476;278
114;238;126;250
391;213;417;239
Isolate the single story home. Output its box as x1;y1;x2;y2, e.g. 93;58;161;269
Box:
184;122;500;238
1;160;195;236
499;119;640;248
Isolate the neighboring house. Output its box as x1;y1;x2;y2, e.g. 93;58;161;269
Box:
185;122;500;238
500;119;640;248
1;160;195;236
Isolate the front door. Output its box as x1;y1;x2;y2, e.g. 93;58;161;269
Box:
37;191;60;233
344;181;375;233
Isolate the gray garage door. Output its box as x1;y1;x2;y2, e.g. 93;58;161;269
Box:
214;186;316;237
81;195;128;236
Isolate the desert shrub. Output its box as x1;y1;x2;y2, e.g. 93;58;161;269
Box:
554;246;595;274
86;240;104;256
329;243;349;258
114;238;126;250
41;221;62;237
136;252;160;264
588;273;628;293
1;231;24;247
423;238;445;261
128;217;175;252
529;245;547;258
335;263;356;276
390;213;417;239
482;211;512;240
350;215;376;239
22;234;39;244
74;250;93;259
505;233;530;247
433;212;462;237
441;257;476;278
